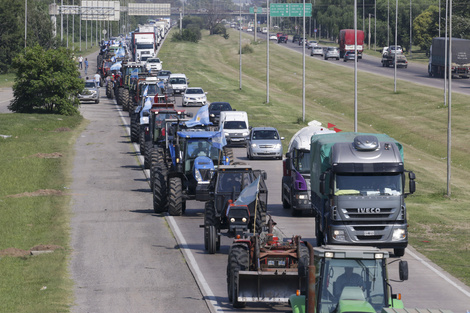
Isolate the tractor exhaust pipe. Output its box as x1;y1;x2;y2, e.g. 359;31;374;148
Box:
305;241;316;313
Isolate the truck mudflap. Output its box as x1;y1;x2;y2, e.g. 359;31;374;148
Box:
237;270;299;303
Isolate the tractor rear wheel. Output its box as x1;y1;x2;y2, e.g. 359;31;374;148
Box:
227;244;249;308
150;148;165;191
144;141;153;169
153;165;168;213
168;177;184;216
139;131;146;157
204;201;220;253
121;89;129;111
130;114;139;143
298;244;310;293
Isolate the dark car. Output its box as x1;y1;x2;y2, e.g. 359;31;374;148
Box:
343;51;356;62
292;34;301;43
278;35;288;44
208;102;233;125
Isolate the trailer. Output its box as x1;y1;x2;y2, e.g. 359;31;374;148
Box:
428;37;470;78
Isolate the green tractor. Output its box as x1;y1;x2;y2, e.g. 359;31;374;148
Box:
290;245;409;313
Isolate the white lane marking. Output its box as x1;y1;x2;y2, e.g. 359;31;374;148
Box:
114;96;221;313
407;248;470;298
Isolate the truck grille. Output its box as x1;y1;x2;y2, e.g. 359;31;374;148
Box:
344;207;394;219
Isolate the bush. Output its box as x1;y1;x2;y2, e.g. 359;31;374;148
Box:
211;23;229;39
171;27;201;43
8;45;83;115
241;44;254;54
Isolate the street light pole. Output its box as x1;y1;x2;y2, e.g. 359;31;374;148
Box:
24;0;27;48
239;0;242;90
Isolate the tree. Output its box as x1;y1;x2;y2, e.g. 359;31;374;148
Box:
413;5;439;52
9;45;83;115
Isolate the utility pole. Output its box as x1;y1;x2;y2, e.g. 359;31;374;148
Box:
25;0;27;48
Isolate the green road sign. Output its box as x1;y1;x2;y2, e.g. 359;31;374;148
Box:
249;7;265;14
270;3;312;17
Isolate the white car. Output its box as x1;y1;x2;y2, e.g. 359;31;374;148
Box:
247;28;253;32
269;34;278;40
183;87;207;106
145;58;163;72
307;40;318;49
311;46;324;57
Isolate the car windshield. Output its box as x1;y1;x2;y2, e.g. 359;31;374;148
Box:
224;121;247;130
170;78;186;84
185;89;203;95
158;71;171;76
84;82;95;88
334;173;402;196
210;103;231;111
252;130;279;140
148;59;160;63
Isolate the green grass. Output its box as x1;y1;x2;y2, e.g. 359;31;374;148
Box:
160;29;470;286
0;114;84;312
0;73;15;88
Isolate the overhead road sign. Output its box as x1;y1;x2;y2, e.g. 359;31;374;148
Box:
249;7;266;14
128;3;171;16
270;3;312;17
81;1;120;21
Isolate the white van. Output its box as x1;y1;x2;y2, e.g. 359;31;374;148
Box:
167;73;188;95
219;111;250;146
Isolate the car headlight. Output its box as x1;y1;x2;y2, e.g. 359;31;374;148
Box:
275;143;282;149
242;132;249;136
251;143;257;148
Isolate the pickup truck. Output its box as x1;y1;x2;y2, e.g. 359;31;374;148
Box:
381;47;408;68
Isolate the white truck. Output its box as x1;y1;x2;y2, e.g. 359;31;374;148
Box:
132;32;156;62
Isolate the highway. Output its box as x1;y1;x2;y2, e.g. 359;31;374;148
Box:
1;38;469;313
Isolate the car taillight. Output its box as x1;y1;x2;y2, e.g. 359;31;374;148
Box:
161;128;166;136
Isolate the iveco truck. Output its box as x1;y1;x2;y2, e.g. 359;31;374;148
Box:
310;133;416;257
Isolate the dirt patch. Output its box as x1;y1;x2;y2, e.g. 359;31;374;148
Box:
6;189;65;198
31;152;63;158
53;127;71;132
0;247;30;257
0;245;64;257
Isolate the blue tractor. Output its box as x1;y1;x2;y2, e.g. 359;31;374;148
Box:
153;125;232;216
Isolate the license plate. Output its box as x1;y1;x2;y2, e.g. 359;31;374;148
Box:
364;231;375;236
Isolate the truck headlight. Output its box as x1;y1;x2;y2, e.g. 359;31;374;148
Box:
392;228;406;241
296;194;307;199
332;230;346;241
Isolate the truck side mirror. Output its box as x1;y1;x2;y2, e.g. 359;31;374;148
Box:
319;172;326;195
399;260;408;281
408;171;416;194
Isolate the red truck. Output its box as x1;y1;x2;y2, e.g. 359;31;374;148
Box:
339;29;365;59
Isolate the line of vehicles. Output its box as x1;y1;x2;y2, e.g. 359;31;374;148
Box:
89;30;452;313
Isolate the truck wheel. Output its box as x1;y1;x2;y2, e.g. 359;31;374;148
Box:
168;177;184;216
130;115;139;143
227;244;249;308
394;248;405;257
153;166;168;213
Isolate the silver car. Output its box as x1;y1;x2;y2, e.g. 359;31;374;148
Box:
324;47;340;60
246;127;284;160
78;80;100;104
182;87;207;106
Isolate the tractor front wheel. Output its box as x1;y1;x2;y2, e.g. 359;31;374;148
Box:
227;244;249;308
168;177;184;216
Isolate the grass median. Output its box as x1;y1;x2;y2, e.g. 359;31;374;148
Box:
159;29;470;286
0;114;84;312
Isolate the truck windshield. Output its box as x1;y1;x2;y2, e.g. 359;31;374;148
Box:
318;258;386;313
335;173;402;196
293;149;310;173
136;43;154;50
